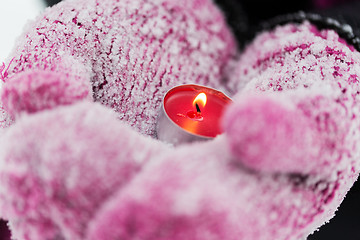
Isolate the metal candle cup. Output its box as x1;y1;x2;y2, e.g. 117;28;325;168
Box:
156;84;232;145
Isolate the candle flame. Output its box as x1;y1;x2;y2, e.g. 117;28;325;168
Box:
193;92;207;107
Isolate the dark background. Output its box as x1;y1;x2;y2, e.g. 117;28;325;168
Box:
40;0;360;239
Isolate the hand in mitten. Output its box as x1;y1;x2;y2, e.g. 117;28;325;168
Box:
226;21;360;176
0;0;236;239
0;0;359;240
86;20;360;240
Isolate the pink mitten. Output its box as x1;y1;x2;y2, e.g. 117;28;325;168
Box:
0;102;167;240
1;0;235;136
84;21;360;239
0;0;236;239
0;1;359;240
226;21;360;176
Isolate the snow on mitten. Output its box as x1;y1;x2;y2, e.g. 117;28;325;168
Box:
0;102;168;240
223;11;360;237
0;0;239;239
82;13;360;240
0;0;237;136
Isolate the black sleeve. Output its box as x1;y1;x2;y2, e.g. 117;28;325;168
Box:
44;0;62;7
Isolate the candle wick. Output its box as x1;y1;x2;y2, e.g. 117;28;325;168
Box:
195;103;201;113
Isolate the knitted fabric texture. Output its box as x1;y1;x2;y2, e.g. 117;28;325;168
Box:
0;0;359;239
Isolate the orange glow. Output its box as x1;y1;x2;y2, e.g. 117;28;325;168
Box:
193;92;207;107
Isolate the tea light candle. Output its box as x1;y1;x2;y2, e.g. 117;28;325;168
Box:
156;84;232;145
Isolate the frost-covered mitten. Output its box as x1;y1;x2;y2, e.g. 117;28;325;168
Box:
82;16;360;240
1;0;360;240
0;0;236;136
0;103;12;132
0;102;168;240
0;0;238;239
223;13;360;237
226;13;360;173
